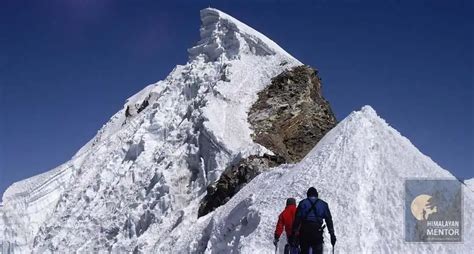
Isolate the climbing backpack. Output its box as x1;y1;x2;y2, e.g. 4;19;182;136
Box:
301;199;325;241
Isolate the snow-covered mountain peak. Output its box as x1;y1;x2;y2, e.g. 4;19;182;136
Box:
359;104;378;117
188;8;300;63
0;8;304;253
340;105;387;128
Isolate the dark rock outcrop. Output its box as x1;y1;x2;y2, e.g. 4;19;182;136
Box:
198;154;285;217
125;96;151;118
198;65;336;217
248;65;337;162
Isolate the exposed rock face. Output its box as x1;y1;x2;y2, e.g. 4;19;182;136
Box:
198;154;284;217
125;96;150;118
249;65;337;162
198;65;336;217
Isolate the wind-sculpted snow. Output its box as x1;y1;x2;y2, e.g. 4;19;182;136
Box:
0;7;299;253
158;106;473;253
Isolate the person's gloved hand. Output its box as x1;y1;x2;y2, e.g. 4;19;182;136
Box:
273;236;279;247
330;233;337;246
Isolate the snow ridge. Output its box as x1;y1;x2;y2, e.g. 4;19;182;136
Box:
160;106;472;253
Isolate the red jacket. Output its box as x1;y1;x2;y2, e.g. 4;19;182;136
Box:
274;204;297;238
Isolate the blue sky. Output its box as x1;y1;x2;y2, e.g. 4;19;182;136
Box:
0;0;472;198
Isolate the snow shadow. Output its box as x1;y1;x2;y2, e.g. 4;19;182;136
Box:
123;140;145;162
210;197;261;253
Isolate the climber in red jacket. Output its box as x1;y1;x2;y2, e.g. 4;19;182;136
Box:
274;198;297;247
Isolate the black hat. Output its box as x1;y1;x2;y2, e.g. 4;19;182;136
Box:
286;198;296;206
307;187;318;197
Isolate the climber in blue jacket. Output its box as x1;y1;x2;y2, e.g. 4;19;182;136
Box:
291;187;336;254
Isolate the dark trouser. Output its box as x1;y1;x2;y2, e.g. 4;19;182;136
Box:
300;241;323;254
299;222;324;254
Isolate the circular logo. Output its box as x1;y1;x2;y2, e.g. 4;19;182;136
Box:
410;194;437;221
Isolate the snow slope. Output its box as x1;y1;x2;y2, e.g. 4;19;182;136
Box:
0;7;300;253
159;106;473;253
465;178;474;191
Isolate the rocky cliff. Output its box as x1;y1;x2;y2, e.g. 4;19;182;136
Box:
249;65;336;162
198;65;336;217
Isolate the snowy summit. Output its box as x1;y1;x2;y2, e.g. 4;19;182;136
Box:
1;8;472;254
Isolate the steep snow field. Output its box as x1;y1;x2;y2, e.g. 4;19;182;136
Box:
1;8;472;254
154;106;473;253
1;8;300;253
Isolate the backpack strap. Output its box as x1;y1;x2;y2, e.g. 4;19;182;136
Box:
304;198;319;221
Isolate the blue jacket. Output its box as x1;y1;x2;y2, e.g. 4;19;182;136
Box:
292;197;334;235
